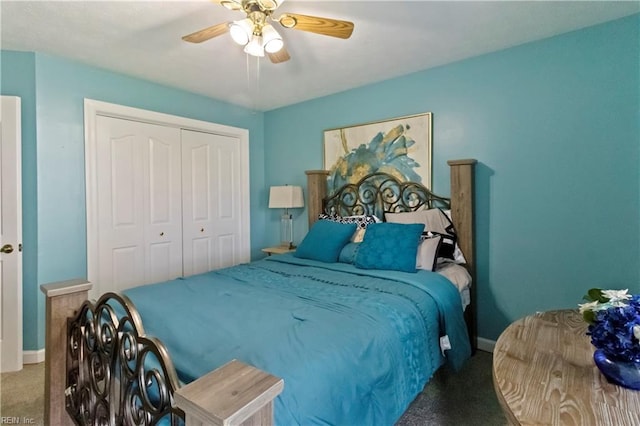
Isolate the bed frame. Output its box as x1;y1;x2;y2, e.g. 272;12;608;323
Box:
307;159;477;350
41;159;476;426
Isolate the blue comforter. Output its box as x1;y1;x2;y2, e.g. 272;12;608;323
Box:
124;254;471;426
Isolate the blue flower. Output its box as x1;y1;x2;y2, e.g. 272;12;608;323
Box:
582;292;640;362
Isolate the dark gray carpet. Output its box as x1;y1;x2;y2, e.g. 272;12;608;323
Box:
0;350;504;426
396;350;507;426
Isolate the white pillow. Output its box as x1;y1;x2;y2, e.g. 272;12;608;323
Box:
416;235;442;271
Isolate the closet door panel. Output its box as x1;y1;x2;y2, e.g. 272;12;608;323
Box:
182;136;215;275
190;237;212;276
213;147;238;268
144;128;183;284
96;116;181;293
97;117;146;293
182;130;242;276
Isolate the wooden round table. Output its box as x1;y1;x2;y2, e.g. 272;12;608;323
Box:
493;309;640;425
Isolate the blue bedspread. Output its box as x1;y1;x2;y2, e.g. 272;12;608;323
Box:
124;254;471;426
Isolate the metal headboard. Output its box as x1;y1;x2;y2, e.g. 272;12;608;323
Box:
323;172;450;219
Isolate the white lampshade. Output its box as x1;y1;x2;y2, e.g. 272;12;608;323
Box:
229;18;253;46
269;186;304;209
244;34;265;57
262;24;283;53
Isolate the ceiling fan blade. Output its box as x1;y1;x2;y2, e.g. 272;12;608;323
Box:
182;22;230;43
211;0;243;11
276;13;354;39
268;46;291;64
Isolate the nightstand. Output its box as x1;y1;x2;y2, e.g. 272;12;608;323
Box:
262;246;296;256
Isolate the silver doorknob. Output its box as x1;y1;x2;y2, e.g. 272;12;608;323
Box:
1;244;14;254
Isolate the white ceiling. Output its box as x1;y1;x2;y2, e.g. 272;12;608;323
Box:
2;1;638;111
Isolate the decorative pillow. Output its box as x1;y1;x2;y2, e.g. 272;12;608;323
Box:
416;235;442;272
354;223;424;273
442;210;467;264
318;213;381;242
294;220;357;263
338;242;360;264
385;208;465;264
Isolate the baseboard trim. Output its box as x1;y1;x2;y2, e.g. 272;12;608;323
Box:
477;337;496;353
23;349;45;364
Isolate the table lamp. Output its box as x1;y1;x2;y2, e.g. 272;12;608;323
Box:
269;185;304;249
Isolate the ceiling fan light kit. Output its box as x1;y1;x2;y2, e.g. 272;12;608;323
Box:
183;0;354;63
229;18;253;45
244;35;265;56
262;24;284;53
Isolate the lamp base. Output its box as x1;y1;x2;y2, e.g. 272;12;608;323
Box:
280;211;294;250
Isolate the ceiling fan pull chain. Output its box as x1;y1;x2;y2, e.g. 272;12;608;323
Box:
253;56;260;111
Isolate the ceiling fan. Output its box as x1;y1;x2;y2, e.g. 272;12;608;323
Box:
182;0;354;64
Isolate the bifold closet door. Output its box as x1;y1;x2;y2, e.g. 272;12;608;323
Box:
96;116;183;293
181;129;243;276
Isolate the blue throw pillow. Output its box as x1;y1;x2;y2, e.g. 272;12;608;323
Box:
355;223;424;273
294;220;357;263
338;242;361;264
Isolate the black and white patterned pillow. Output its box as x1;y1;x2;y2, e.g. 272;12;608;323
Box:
318;213;380;229
419;211;457;261
318;214;381;243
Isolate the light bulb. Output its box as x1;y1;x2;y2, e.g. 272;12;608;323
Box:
229;18;252;46
262;24;283;53
244;35;265;57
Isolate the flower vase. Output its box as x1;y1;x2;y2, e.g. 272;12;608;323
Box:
593;349;640;390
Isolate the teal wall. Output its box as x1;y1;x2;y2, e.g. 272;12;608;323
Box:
1;52;267;350
264;15;640;341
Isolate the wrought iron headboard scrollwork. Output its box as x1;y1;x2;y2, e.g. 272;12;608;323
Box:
66;292;185;425
323;172;450;219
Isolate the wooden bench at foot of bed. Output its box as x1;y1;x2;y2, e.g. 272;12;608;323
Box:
41;279;283;426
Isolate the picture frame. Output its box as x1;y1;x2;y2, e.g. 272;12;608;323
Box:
323;112;432;196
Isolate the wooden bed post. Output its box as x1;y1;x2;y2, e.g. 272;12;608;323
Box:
447;159;477;351
40;278;93;426
175;359;284;426
305;170;329;227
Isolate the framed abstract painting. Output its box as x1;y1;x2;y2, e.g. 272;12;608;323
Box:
323;113;432;195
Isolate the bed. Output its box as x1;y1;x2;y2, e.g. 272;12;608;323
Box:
41;159;477;426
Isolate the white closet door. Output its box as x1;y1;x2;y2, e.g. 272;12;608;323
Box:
182;130;243;276
96;116;182;294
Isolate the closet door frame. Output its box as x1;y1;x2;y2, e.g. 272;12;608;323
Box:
84;99;250;292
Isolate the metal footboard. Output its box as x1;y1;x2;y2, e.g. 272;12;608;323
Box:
65;292;184;425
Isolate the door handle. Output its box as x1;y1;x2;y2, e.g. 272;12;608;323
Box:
1;244;14;254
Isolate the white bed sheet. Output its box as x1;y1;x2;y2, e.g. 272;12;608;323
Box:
436;262;472;310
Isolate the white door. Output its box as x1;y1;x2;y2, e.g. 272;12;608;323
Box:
182;130;243;276
95;116;182;295
0;96;23;372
